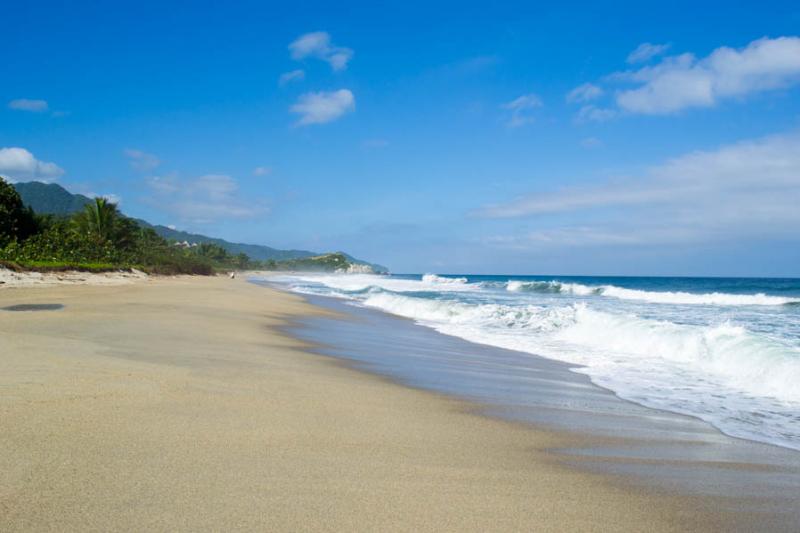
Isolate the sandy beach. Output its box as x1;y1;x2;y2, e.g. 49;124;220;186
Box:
0;276;746;531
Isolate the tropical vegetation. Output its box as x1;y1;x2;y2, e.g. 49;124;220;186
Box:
0;176;373;275
0;177;240;274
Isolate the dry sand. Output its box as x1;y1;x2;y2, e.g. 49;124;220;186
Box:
0;276;741;531
0;267;148;288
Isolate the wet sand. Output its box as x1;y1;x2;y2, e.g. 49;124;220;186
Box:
0;276;751;531
288;290;800;529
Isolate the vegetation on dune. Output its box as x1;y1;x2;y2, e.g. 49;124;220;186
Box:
12;180;389;272
0;177;224;274
0;177;369;275
0;259;121;273
0;179;38;248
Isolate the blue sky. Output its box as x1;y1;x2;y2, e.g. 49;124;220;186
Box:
3;1;800;275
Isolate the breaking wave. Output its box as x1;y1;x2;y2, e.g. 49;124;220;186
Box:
421;273;468;285
356;290;800;449
506;279;799;306
265;272;800;450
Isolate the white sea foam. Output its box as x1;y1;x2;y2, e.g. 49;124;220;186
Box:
597;285;797;306
268;272;800;449
506;280;598;296
506;279;798;306
421;273;468;285
271;274;800;449
360;292;800;397
269;273;478;294
355;291;800;448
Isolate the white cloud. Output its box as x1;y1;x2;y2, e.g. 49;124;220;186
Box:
485;226;656;250
290;89;355;126
147;175;180;194
279;69;305;86
616;36;800;114
8;99;49;112
576;104;616;122
0;147;64;182
626;42;670;64
566;84;613;122
145;174;265;224
253;166;272;176
289;31;353;71
566;83;603;103
124;148;160;172
502;93;542;127
477;131;800;246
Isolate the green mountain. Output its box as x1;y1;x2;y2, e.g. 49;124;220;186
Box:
133;220;319;262
13;181;93;215
12;181;388;272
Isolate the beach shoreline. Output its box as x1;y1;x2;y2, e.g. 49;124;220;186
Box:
0;275;762;531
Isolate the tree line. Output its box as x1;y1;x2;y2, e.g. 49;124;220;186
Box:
0;177;252;274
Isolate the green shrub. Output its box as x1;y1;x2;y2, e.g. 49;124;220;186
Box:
0;182;253;276
1;219;119;264
0;177;39;247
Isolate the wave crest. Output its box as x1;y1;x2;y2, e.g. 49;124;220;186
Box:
422;273;468;285
360;292;800;404
506;280;599;296
599;285;797;306
505;279;799;306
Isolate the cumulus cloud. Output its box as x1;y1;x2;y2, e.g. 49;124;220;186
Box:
290;89;355;126
616;36;800;114
253;166;272;176
8;99;49;112
566;83;603;103
289;31;353;71
626;42;670;64
0;147;64;182
477;131;800;247
567;36;800;120
279;69;305;86
502;94;542;127
124;148;160;172
145;174;265;225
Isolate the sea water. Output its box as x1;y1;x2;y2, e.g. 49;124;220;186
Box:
267;273;800;452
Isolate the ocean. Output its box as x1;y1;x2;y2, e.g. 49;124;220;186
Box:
266;273;800;452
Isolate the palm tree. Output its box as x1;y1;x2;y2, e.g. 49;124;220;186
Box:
74;197;121;242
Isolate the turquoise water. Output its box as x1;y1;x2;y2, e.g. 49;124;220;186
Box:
268;273;800;451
